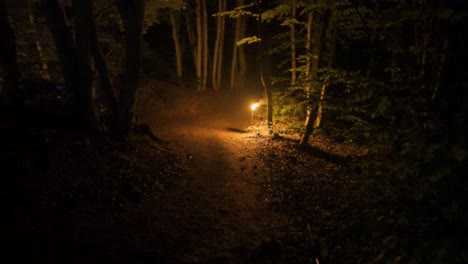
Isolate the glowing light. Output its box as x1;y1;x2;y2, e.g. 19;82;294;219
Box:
251;102;260;124
251;102;259;111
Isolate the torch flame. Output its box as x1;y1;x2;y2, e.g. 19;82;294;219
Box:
251;102;259;111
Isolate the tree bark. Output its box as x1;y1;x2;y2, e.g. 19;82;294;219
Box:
230;0;245;93
202;0;208;91
212;0;226;91
169;11;183;79
304;12;313;125
313;80;327;128
313;15;336;129
237;15;247;93
185;10;197;77
42;0;80;109
230;17;239;92
115;0;145;135
300;9;331;147
257;1;273;134
217;0;226;90
211;2;220;91
90;9;117;116
195;0;203;91
27;1;51;81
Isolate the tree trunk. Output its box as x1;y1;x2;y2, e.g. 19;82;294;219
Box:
90;9;117;116
195;0;203;91
115;0;145;135
216;0;227;87
313;78;328;129
257;1;273;134
26;1;51;81
304;10;321;128
230;19;239;92
0;0;23;110
170;11;183;79
217;0;226;90
42;0;83;120
304;12;313;125
230;0;245;93
202;0;208;91
290;0;297;85
300;9;331;147
237;15;247;93
212;0;226;92
185;10;197;76
211;1;220;91
313;15;336;129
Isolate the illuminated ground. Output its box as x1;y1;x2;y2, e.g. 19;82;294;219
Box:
143;87;298;262
3;81;369;263
137;83;370;263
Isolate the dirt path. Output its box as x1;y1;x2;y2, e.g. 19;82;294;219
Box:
143;92;296;263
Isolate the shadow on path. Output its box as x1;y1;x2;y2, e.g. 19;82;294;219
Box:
299;145;352;165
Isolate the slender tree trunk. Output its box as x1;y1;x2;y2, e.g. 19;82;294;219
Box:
300;9;331;147
42;0;80;114
230;22;239;91
170;11;183;79
313;15;336;129
257;1;273;134
237;15;247;93
195;0;203;91
212;12;220;91
230;0;245;92
185;10;197;75
202;0;208;91
90;6;117;116
212;0;226;92
304;12;313;125
27;1;51;80
115;0;145;135
217;0;226;90
0;0;23;109
290;0;297;85
314;78;328;129
304;10;322;127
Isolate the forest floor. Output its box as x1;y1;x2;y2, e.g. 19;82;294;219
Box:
2;80;377;263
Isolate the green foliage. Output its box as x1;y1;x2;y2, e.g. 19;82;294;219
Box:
237;36;261;46
217;2;257;19
260;0;468;262
334;5;371;41
262;2;292;22
272;86;307;135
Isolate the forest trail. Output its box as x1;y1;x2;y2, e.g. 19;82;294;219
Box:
143;90;296;263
